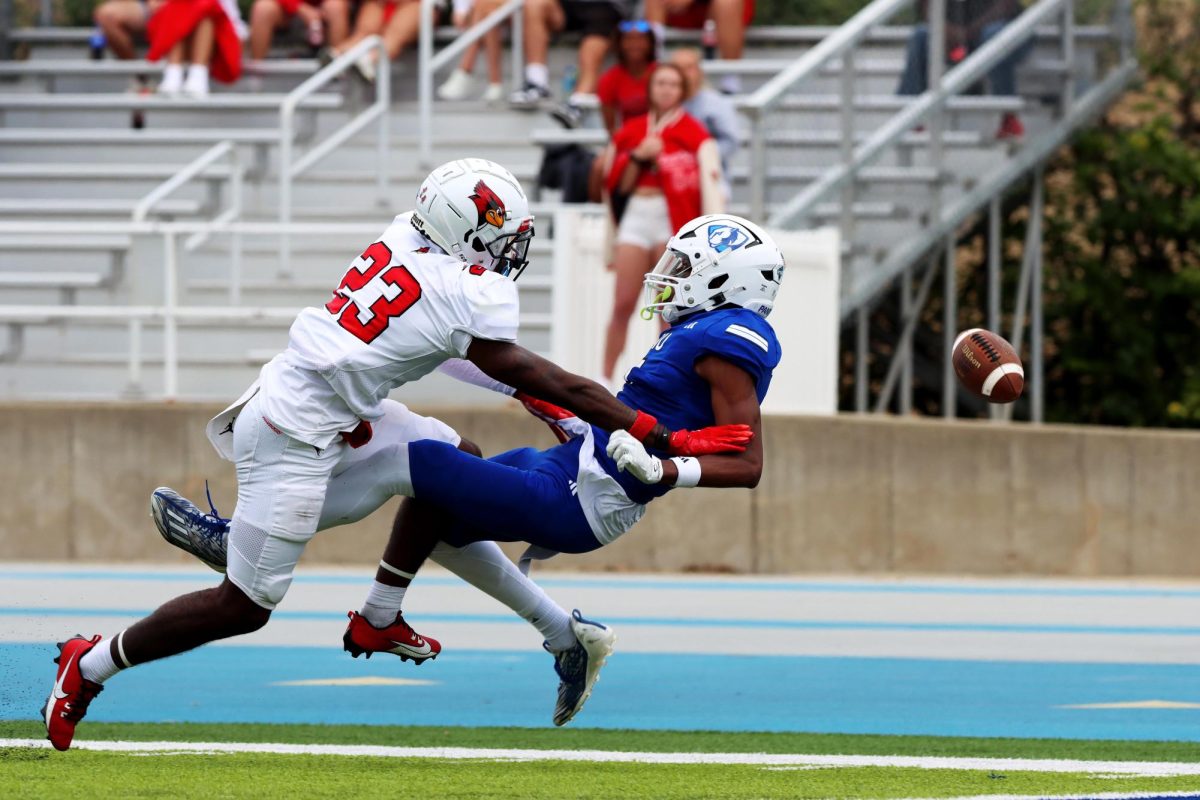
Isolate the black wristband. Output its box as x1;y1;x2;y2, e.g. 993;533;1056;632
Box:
650;424;671;451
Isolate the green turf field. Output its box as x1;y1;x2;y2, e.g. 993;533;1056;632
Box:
4;721;1200;799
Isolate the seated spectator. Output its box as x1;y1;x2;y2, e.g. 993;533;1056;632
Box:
93;0;166;61
323;0;444;83
438;0;506;102
601;63;725;381
248;0;350;61
595;19;656;134
671;47;741;192
897;0;1032;139
148;0;248;96
644;0;753;94
509;0;625;116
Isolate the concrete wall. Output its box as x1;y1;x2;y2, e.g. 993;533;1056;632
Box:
2;402;1198;576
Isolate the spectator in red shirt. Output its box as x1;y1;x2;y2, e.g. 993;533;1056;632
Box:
595;19;656;135
601;63;725;381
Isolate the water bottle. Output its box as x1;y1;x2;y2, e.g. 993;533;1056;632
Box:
702;19;717;60
562;65;577;96
89;27;106;60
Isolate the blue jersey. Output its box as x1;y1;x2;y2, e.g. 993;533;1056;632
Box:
592;308;782;505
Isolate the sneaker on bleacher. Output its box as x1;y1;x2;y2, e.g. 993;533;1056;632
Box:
482;83;504;103
510;82;552;109
439;68;478;100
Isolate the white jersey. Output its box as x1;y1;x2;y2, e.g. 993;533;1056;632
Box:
215;212;519;452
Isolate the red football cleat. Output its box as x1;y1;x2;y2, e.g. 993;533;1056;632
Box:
342;611;441;664
43;635;105;751
996;112;1025;141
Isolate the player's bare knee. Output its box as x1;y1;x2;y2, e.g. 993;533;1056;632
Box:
214;579;272;633
457;437;482;458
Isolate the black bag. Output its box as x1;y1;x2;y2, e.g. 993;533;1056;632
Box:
536;144;595;204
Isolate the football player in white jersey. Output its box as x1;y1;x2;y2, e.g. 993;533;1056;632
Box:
43;159;751;751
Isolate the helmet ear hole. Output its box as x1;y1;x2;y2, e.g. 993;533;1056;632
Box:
472;237;486;253
708;274;729;290
761;269;776;282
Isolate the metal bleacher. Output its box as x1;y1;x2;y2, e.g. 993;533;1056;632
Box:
0;2;1135;410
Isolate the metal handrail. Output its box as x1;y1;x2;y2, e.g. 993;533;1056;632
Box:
279;34;390;267
768;0;1073;230
742;0;911;220
132;140;240;223
417;0;525;168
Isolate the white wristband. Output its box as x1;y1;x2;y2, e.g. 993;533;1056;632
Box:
669;456;702;488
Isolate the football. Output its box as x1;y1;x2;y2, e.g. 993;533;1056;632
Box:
951;328;1024;404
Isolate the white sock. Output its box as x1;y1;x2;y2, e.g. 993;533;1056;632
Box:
532;596;575;652
159;64;184;92
79;631;128;684
719;74;742;95
361;579;408;627
429;541;574;649
525;63;549;88
185;63;209;82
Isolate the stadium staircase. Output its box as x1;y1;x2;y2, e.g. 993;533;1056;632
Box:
0;0;1136;407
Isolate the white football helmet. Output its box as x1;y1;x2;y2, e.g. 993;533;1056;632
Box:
411;158;535;279
643;214;785;324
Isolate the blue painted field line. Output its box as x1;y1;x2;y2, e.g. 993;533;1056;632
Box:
3;569;1200;599
8;606;1200;636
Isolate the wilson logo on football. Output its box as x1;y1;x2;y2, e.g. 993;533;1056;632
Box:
470;180;506;229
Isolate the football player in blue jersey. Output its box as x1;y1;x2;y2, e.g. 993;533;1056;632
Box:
151;212;782;726
338;212;782;722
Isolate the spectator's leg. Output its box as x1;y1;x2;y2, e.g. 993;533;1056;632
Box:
603;243;655;381
159;39;187;94
380;0;427;60
980;19;1031;138
524;0;563;80
980;19;1031;97
480;0;505;87
574;34;608;95
710;0;745;60
897;23;929;95
339;0;385;54
249;0;285;61
190;18;215;65
323;0;351;48
94;0;145;60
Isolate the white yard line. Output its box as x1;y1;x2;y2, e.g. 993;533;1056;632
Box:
3;739;1200;777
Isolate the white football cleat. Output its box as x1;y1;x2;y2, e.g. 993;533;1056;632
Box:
547;609;615;726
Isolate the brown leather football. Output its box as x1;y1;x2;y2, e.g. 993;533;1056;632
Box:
951;328;1024;404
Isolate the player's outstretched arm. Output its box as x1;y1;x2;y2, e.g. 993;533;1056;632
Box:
608;355;764;489
465;338;752;455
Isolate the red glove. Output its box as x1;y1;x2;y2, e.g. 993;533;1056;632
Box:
514;391;574;444
339;419;373;449
666;424;753;456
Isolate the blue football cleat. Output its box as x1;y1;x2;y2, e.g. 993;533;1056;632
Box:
546;609;615;726
150;484;229;573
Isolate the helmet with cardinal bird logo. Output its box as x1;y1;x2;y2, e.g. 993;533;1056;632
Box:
411;158;535;280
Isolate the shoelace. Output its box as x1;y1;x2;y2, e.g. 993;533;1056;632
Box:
203;480;226;523
63;681;104;722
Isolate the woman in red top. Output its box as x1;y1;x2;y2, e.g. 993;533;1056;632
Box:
601;62;725;381
595;20;656;135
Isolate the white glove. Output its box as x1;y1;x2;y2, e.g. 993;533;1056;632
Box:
605;430;663;484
